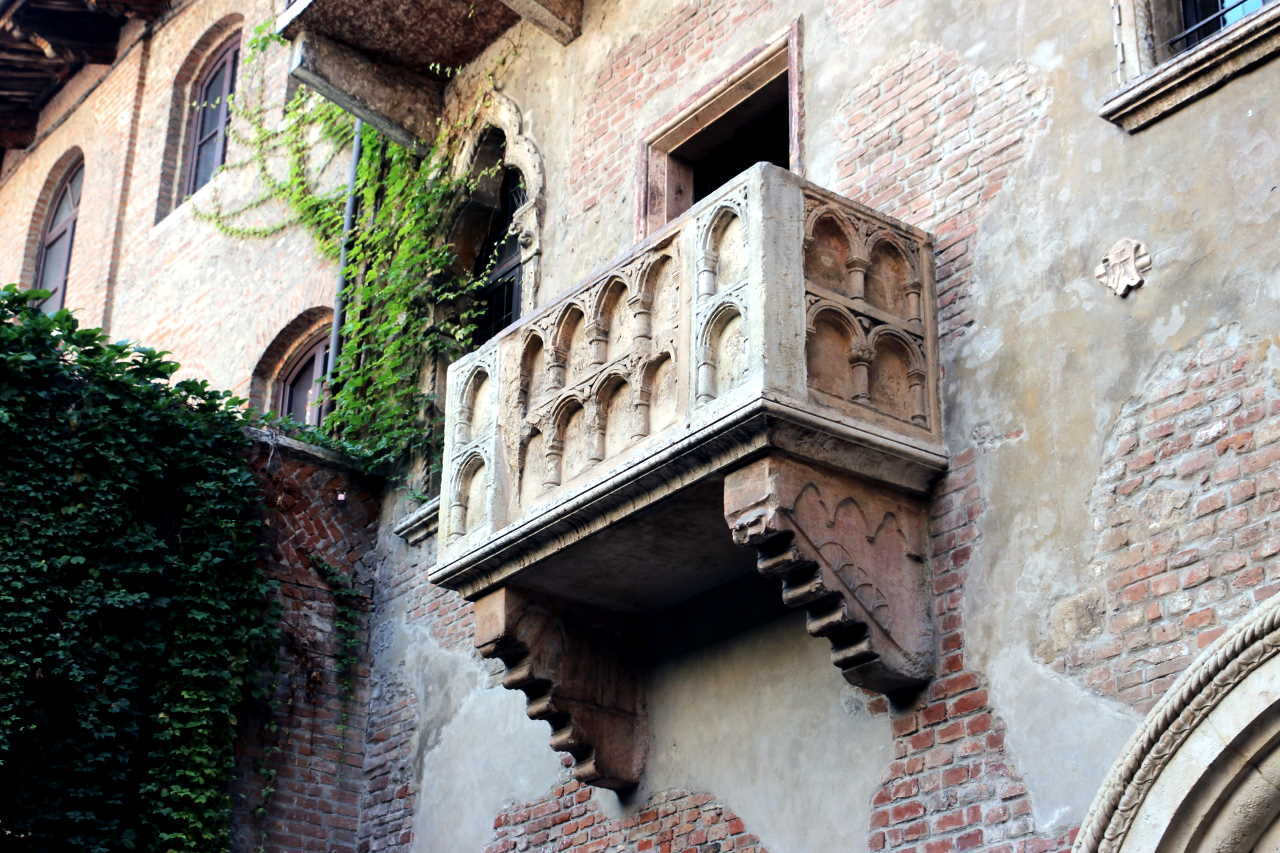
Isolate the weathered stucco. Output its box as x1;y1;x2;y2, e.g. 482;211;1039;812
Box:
6;0;1280;847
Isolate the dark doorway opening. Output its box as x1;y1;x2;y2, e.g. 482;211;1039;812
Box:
670;73;791;205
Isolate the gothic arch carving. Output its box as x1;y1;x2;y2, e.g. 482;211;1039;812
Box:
455;90;546;313
1076;592;1280;852
449;450;490;539
696;301;748;404
456;366;494;444
696;202;748;296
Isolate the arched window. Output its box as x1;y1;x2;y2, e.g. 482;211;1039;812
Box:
184;33;239;197
277;331;331;426
473;166;526;342
34;160;83;313
449;128;529;343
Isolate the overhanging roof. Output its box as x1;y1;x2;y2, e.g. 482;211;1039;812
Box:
0;0;169;152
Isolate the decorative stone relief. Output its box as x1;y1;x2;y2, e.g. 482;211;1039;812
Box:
723;453;935;696
801;198;931;428
1094;238;1151;297
474;587;646;790
1076;591;1280;852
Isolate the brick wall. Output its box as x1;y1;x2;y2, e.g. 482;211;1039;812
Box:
1042;326;1280;713
0;0;338;400
233;434;381;853
487;783;762;853
832;42;1050;343
867;446;1078;853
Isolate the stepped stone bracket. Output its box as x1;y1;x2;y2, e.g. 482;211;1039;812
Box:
723;454;935;697
474;588;647;790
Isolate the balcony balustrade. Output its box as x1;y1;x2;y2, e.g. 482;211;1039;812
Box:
430;164;948;789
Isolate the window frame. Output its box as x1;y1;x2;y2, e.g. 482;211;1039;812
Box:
1104;0;1280;131
183;34;240;198
34;160;84;313
637;20;803;236
275;330;331;426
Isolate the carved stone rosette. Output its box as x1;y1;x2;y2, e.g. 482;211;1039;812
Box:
474;588;647;790
724;454;934;695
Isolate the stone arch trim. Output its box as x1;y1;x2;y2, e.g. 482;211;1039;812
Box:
249;306;333;412
804;204;863;260
868;325;925;373
806;299;867;345
1076;592;1280;852
155;15;244;223
21;146;85;288
588;274;629;328
455;90;546;313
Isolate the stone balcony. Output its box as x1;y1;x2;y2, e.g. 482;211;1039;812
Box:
431;164;948;789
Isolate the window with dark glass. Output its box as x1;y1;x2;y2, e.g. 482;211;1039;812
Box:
277;334;330;426
185;35;239;197
35;162;83;314
1173;0;1273;52
472;166;526;342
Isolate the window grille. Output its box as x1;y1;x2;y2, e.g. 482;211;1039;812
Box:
1171;0;1275;52
473;167;526;342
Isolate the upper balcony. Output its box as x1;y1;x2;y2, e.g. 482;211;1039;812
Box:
278;0;581;144
430;164;948;789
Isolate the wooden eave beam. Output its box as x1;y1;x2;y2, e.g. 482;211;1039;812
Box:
496;0;581;45
4;8;121;64
0;109;37;147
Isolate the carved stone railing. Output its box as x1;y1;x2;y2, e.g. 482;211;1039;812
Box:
432;164;947;788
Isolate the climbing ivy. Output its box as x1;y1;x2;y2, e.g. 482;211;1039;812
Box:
0;286;276;852
198;21;499;477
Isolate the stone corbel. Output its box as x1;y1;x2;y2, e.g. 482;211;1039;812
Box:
723;454;934;697
475;587;646;790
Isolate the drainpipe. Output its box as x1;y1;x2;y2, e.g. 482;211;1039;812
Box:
326;118;363;385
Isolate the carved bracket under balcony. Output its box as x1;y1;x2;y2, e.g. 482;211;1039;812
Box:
723;454;934;696
474;588;646;790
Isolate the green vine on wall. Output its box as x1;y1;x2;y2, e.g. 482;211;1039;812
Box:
0;285;276;852
308;554;364;725
198;21;500;478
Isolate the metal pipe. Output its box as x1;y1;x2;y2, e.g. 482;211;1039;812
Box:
326;118;363;386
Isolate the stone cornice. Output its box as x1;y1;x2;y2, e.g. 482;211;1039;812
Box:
1101;3;1280;132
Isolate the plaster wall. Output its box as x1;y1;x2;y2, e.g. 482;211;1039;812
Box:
390;0;1280;847
3;0;1279;848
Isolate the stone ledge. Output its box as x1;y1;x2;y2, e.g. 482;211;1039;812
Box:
391;496;440;545
1101;3;1280;132
244;426;370;475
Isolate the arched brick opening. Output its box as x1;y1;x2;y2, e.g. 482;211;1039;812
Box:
20;146;85;288
249;306;333;413
154;14;244;222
